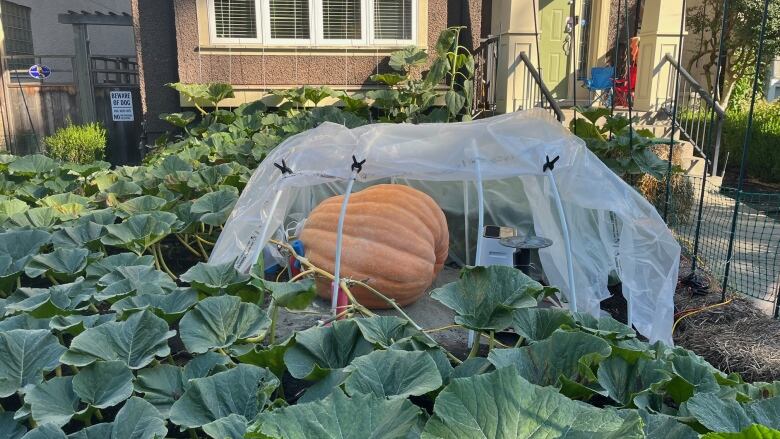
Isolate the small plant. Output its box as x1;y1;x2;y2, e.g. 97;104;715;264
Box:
43;121;107;164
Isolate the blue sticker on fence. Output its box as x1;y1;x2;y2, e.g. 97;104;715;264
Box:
28;65;51;80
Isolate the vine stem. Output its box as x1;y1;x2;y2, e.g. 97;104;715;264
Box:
155;243;178;280
289;269;315;282
195;235;215;246
268;303;279;345
318;307;355;326
188;428;199;439
195;237;210;260
46;273;60;286
270;239;463;364
488;331;495;352
467;332;482;359
175;233;204;259
424;324;462;333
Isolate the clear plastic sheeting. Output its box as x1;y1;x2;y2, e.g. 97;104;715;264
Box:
210;110;680;344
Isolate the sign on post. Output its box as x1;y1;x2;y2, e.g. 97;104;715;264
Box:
28;65;51;80
110;91;134;122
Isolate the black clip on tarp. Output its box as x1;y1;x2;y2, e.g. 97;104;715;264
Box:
543;155;560;173
274;159;293;175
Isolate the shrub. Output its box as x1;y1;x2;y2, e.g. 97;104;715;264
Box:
43;121;107;164
720;101;780;183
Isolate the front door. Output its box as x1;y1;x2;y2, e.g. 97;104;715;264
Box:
539;0;571;99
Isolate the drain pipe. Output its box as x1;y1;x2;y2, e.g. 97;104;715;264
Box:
331;156;366;317
468;148;486;348
542;155;578;314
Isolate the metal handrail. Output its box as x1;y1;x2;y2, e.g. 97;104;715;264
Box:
662;53;725;175
517;52;565;123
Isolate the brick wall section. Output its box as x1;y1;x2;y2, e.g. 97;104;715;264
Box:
172;0;449;86
131;0;181;139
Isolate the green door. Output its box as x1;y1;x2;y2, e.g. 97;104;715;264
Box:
539;0;571;99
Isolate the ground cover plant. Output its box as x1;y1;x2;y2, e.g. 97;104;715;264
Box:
1;31;780;439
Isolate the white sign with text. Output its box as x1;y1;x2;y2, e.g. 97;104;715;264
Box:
110;91;134;122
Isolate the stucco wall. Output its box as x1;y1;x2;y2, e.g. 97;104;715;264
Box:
10;0;135;56
131;0;180;140
172;0;449;87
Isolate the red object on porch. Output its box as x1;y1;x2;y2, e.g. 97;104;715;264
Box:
614;65;637;107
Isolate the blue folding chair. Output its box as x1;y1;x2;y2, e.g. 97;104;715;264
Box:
583;66;614;107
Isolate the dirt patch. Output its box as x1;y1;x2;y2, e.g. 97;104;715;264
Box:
673;256;780;382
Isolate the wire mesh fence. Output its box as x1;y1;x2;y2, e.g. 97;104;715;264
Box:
666;175;780;310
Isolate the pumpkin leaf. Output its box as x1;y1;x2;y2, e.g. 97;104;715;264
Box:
110;288;198;321
19;424;67;439
24;248;90;281
72;361;134;409
60;310;176;369
134;364;184;418
640;410;699;439
8;207;60;228
344;349;442;399
180;261;252;296
100;212;179;255
597;356;671;406
179;295;269;354
701;425;780;438
202;413;248;439
51;222;105;250
161;111;197;128
255;278;317;310
686;393;780;433
430;266;551;332
511;307;577;342
110;397;168;439
8;155;57;176
355;316;418;348
0;198;29;223
115;195;168;218
85;253;155;279
0;329;66;397
169;364;279;429
7;280;95;317
25;376;86;427
191;189;238;226
66;423;113;439
49;313;116;336
421;367;642;438
0;412;26;439
283;319;374;380
96;265;177;300
0;229;51;270
487;330;611;398
246;390;422;439
389;46;428;72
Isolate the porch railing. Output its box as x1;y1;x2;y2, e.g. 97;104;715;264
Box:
513;51;565;123
660;53;726;176
473;37;564;123
473;36;499;117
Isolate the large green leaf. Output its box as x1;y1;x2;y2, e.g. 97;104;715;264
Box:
85;253;155;279
191;189;238;226
255;278;317;310
6;280;94;317
247;390;422;439
701;425;780;438
134;364;184;418
0;198;29;223
19;424;67;439
0;314;49;331
160;111;197;128
444;90;466;116
487;330;611;396
72;361;134;409
111;288;198;321
24;248;90;281
0;411;26;439
640;410;698;439
0;229;51;281
51;222;105;250
60;310;176;369
687;393;780;433
666;351;720;404
115;195;168;218
283;319;374;380
25;376;86;427
355;316;419;348
511;307;577;342
203;414;248;439
8;207;60;228
430;266;550;331
421;367;643;438
8;155;57;176
598;356;670;406
179;295;269;354
66;423;113;439
0;329;65;397
49;313;116;336
100;212;179;255
110;397;168;439
169;364;278;429
389;46;428;72
344;349;442;399
180;261;252;296
96;265;177;300
39;193;91;208
167;82;235;106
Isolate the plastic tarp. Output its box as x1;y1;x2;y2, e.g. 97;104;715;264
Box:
210;110;680;344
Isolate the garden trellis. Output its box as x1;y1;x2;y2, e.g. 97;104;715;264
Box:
212;110;681;343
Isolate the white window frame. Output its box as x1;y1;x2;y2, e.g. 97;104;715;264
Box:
207;0;418;47
207;0;264;44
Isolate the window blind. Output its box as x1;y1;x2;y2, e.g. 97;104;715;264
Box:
373;0;412;40
322;0;362;40
269;0;311;39
213;0;257;39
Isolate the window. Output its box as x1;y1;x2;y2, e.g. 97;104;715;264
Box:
1;1;34;69
208;0;416;46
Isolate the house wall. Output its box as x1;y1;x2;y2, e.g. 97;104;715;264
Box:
9;0;135;56
171;0;450;91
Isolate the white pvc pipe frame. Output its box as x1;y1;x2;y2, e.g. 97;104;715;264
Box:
331;169;359;312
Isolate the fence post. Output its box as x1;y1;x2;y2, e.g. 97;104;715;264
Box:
711;115;723;176
72;24;97;124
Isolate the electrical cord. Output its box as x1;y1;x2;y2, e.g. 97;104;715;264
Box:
672;297;733;335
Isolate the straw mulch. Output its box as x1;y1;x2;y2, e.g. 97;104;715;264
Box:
673;258;780;383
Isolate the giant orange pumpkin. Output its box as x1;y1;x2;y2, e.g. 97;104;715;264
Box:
300;184;449;308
